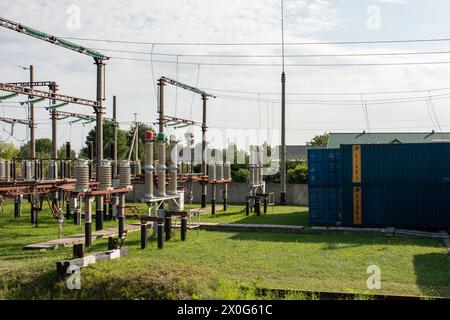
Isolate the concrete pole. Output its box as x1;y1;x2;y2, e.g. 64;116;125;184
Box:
280;72;287;205
29;65;35;160
50;82;58;159
201;95;208;208
113;96;118;177
157;79;167;198
134;113;139;164
95;58;105;231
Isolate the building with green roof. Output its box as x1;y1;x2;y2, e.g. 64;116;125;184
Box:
327;131;450;148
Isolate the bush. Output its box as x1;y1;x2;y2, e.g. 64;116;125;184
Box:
233;168;249;183
287;162;308;184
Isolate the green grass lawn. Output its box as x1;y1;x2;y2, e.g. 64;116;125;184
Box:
0;200;449;299
131;202;310;226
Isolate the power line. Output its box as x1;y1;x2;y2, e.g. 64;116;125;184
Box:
110;55;450;67
88;48;450;59
212;92;450;105
201;86;450;96
59;36;450;46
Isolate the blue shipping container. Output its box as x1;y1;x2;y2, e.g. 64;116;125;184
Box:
341;143;450;230
308;149;341;226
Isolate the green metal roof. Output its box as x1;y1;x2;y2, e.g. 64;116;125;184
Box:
327;132;450;148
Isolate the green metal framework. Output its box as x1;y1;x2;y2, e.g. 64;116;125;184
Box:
0;17;109;60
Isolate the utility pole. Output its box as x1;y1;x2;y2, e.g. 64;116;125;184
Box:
112;96;118;177
201;95;208;208
94;57;105;231
280;0;287;205
29;65;35;160
134;113;139;164
50;82;58;159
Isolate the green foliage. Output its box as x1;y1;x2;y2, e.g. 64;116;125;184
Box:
233;168;249;183
287;162;308;184
57;144;76;160
127;124;156;162
0;142;19;160
79;123;129;160
307;132;329;147
19;138;52;159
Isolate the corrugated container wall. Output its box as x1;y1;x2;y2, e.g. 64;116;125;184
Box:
308;149;341;225
341;143;450;230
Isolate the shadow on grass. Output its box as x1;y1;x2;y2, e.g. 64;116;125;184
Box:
225;230;443;248
230;211;309;226
414;253;450;298
203;209;310;227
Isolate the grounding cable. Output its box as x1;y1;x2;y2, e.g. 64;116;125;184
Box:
428;90;442;132
150;44;158;108
188;64;201;133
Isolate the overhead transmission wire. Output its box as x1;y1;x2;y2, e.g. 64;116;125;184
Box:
428;90;442;132
88;48;450;58
200;86;450;96
175;55;179;118
212;91;450;105
60;36;450;46
188;64;201;133
150;44;158;107
109;56;450;67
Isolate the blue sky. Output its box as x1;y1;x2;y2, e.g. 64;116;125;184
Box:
1;0;450;152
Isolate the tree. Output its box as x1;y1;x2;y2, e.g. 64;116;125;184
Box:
287;162;308;184
57;144;77;160
79;123;129;160
0;142;19;160
307;132;329;147
19;138;52;159
233;168;249;183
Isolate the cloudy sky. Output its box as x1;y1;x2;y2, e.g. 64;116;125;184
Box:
1;0;450;152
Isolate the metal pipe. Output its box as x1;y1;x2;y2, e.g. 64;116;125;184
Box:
85;196;93;247
157;135;166;196
118;194;125;238
141;222;147;249
280;72;287;205
158;78;165;134
112;96;118;177
134;114;139;165
181;217;187;241
165;216;172;241
223;184;228;211
168;134;179;195
144;131;154;201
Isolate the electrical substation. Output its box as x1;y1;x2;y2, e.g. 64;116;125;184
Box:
1;4;450;302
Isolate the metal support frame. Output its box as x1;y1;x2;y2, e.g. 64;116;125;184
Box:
0;83;100;107
0;17;109;60
0;116;31;126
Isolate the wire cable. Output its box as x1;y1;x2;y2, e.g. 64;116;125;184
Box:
109;55;450;67
60;36;450;46
88;47;450;58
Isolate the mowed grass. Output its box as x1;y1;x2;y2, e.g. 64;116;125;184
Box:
131;202;310;226
0;201;449;299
